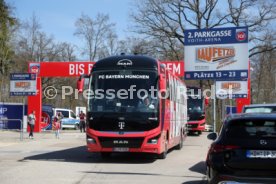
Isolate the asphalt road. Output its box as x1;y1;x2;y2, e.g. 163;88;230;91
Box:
0;131;212;184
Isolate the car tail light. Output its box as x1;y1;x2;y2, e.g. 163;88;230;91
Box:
210;144;240;153
224;145;240;150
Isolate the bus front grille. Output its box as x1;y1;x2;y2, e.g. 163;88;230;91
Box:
98;137;144;148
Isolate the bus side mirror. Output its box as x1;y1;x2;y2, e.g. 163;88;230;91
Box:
77;78;84;93
77;74;89;93
159;74;166;90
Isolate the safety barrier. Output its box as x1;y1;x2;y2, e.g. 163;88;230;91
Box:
0;118;24;141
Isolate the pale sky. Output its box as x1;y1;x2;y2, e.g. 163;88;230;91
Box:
7;0;134;45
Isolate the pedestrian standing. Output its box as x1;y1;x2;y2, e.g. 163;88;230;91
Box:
27;111;36;139
79;111;86;132
53;116;61;139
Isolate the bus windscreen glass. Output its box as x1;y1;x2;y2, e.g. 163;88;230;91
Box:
88;70;159;114
187;98;204;121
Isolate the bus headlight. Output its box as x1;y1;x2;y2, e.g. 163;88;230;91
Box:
87;136;96;144
147;134;160;144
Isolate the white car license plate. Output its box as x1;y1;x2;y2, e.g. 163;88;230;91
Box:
113;147;129;152
246;150;276;158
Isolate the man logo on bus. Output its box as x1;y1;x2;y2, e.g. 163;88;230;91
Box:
236;28;247;41
117;59;133;66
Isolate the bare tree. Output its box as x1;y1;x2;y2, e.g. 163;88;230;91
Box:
97;31;120;59
60;42;77;61
148;36;183;60
104;37;160;58
131;0;276;58
74;13;115;61
13;15;58;91
17;14;42;61
251;33;276;103
11;14;80;109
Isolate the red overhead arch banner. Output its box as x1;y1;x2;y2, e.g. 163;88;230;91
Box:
28;62;95;132
27;61;184;132
29;61;184;77
29;62;95;77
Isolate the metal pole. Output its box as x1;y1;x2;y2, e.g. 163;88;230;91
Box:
230;99;232;114
229;85;232;114
22;98;25;140
213;81;216;133
222;99;225;120
20;119;23;141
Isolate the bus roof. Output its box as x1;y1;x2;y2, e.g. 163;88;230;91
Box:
92;55;158;71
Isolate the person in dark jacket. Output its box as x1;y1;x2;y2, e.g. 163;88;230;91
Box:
79;111;86;132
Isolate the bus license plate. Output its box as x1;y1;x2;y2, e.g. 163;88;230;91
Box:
113;147;129;152
246;150;276;158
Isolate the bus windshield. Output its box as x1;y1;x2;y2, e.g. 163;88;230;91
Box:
88;70;159;114
187;98;204;121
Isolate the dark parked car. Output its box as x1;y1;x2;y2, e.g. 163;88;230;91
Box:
206;113;276;184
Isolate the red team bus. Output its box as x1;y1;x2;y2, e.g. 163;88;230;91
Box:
186;87;207;135
77;55;187;159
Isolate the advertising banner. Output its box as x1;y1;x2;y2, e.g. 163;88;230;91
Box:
0;103;27;129
184;27;248;80
216;80;248;98
29;61;184;77
28;62;95;77
41;105;53;131
161;61;184;77
10;73;37;96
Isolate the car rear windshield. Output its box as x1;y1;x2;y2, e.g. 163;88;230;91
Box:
226;119;276;138
244;107;275;113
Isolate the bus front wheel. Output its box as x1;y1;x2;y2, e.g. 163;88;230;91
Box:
158;140;168;159
175;135;183;150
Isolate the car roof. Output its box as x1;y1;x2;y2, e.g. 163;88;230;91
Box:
225;113;276;122
244;103;276;108
54;108;72;111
